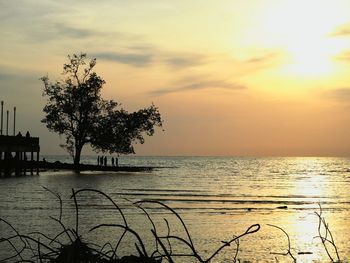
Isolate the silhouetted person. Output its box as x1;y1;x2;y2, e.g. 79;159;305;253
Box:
43;157;46;163
104;156;107;166
111;157;115;166
115;157;118;167
16;132;22;137
25;131;30;138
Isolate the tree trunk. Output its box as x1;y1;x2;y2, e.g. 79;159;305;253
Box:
74;144;83;165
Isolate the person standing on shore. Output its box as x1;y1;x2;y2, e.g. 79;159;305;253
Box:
115;157;118;167
111;157;115;166
104;156;107;166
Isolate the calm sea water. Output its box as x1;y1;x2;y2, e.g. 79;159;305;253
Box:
1;156;350;262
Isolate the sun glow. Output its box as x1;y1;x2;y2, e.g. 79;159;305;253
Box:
257;0;349;78
283;38;338;77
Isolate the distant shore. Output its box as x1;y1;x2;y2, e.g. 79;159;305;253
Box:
38;160;155;172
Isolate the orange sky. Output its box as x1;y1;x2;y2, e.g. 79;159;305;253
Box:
1;0;350;156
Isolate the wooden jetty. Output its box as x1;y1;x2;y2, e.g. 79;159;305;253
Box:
0;135;158;176
0;135;40;177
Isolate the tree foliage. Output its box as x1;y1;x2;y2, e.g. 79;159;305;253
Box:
41;53;162;164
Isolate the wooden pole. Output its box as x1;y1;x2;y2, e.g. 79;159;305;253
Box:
23;152;26;175
31;151;34;175
0;150;2;176
6;110;9;135
0;100;3;135
15;151;19;176
36;151;39;175
13;106;16;136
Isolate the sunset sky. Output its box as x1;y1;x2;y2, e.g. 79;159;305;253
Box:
1;0;350;156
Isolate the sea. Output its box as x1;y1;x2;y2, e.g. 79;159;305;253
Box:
1;156;350;262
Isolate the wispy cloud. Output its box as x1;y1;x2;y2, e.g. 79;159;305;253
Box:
94;46;208;68
216;51;284;77
95;51;154;67
244;52;279;64
336;51;350;61
331;24;350;36
16;22;99;43
53;23;96;39
0;72;16;81
325;88;350;102
0;66;38;81
0;1;127;44
0;66;40;94
163;53;206;68
149;79;246;96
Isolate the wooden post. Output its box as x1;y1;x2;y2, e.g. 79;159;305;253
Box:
6;110;9;135
30;151;34;175
15;151;19;176
23;152;26;176
0;150;2;176
0;100;3;135
36;151;39;175
4;152;10;176
13;107;16;136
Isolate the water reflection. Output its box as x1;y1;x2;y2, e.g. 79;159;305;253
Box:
291;158;327;198
1;156;350;262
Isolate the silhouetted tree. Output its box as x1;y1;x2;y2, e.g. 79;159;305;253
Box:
41;53;162;165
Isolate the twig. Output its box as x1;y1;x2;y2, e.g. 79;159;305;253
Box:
205;224;260;262
267;224;296;262
42;186;63;221
73;188;128;226
72;188;79;236
89;223;149;258
314;204;340;262
136;200;195;249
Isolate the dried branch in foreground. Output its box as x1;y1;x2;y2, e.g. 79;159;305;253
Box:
314;204;341;263
0;188;260;263
267;224;296;262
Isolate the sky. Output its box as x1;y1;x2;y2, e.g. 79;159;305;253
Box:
1;0;350;156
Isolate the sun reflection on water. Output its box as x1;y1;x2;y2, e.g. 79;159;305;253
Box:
290;158;329;198
282;158;347;261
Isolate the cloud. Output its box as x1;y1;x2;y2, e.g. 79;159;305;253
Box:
331;24;350;36
94;46;209;68
163;53;206;68
326;88;350;102
217;51;284;77
52;23;96;39
25;22;111;43
336;51;350;61
0;66;38;81
0;1;124;44
95;51;154;67
0;72;16;81
149;79;246;96
0;66;41;96
1;1;208;69
244;53;279;64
